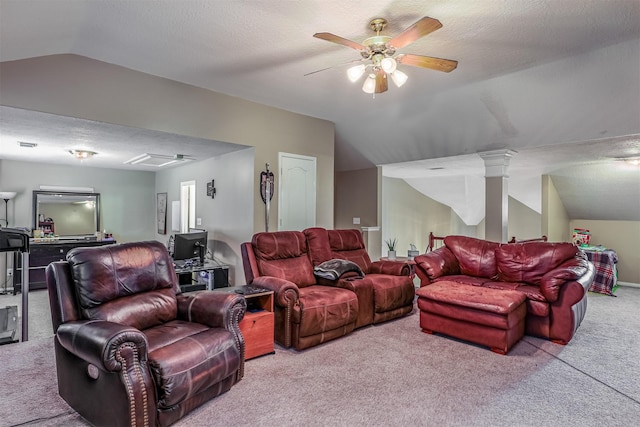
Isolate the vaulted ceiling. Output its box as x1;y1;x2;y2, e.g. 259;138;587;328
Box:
1;0;639;221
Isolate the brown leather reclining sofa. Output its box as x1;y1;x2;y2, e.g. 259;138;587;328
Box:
413;235;595;344
241;227;415;350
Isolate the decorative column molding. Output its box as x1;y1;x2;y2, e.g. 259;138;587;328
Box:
478;149;517;178
478;149;517;243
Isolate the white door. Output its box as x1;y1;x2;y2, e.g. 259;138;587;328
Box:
278;152;316;231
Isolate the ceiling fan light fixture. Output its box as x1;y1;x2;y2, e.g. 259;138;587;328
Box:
380;57;397;73
347;64;366;82
390;69;408;87
362;74;377;93
69;149;97;159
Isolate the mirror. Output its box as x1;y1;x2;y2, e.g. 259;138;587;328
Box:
33;191;100;239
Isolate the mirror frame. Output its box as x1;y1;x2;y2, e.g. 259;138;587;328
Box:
32;191;101;237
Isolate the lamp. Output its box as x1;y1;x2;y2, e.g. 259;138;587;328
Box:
69;149;97;159
390;70;408;87
0;191;17;228
362;74;377;94
0;191;17;296
347;64;366;82
380;57;397;73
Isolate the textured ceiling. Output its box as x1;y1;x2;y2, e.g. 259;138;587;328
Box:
0;0;639;221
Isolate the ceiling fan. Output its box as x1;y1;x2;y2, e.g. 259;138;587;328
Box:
313;16;458;94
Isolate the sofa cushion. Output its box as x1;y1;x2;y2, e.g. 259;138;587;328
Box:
443;236;499;279
482;281;549;317
433;275;490;287
496;242;579;286
327;229;373;273
304;227;334;266
146;323;241;409
292;285;358;337
252;231;316;287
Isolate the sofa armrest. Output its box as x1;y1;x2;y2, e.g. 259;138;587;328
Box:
57;320;148;372
252;276;300;307
177;291;246;329
413;246;460;286
540;254;593;302
370;260;411;276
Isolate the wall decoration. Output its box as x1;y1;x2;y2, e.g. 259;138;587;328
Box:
260;163;275;231
206;179;216;199
157;192;167;234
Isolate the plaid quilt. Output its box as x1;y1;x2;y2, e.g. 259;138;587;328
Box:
584;249;618;296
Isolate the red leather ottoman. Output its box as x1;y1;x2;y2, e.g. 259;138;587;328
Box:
416;281;527;354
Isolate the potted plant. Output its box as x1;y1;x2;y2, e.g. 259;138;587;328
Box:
385;237;398;260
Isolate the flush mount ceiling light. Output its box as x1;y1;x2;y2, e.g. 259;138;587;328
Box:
617;157;640;166
312;16;458;95
69;149;97;159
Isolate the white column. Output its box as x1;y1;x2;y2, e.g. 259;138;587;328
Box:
479;149;516;243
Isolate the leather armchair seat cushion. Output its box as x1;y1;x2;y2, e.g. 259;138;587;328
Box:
252;231;316;286
496;242;579;285
443;236;499;279
146;324;241;409
293;285;358;337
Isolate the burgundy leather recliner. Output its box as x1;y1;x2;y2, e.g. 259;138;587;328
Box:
46;241;246;427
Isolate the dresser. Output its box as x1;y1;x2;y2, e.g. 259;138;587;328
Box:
12;239;116;294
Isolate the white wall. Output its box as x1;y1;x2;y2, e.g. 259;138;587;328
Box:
155;148;254;285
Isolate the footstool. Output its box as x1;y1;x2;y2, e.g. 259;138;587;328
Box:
416;281;527;354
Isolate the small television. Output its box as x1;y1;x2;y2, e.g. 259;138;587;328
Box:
173;230;208;264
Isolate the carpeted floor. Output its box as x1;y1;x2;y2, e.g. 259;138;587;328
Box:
1;287;639;427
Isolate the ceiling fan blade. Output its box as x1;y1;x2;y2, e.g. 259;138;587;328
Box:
398;54;458;72
304;58;366;77
388;17;443;50
313;32;366;51
375;69;388;93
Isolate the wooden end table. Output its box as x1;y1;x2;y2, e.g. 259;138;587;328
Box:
214;285;275;360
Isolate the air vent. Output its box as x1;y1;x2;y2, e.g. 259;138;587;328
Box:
17;141;38;148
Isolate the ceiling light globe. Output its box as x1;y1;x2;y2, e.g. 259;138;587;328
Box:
362;74;376;94
390;70;408;88
380;57;397;73
347;64;366;82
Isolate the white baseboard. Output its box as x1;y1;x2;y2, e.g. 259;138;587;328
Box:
618;281;640;288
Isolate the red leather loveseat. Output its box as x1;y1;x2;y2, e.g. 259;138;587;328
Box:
413;236;595;345
241;228;414;350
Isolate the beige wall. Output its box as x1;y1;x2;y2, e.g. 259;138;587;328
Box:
381;177;452;255
542;175;570;242
508;197;542;241
569;219;640;284
0;54;335;234
334;167;379;229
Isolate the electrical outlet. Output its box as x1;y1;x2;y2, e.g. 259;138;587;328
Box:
196;217;202;226
353;217;361;225
6;268;13;277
